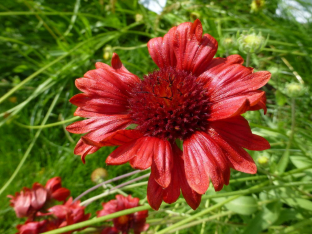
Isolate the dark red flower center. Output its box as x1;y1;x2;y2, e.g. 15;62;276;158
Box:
129;67;210;140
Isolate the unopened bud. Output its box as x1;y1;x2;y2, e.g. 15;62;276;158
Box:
284;82;306;98
222;37;234;50
103;45;113;60
190;12;201;22
238;30;267;54
135;14;143;22
91;168;108;183
251;0;265;13
257;155;269;165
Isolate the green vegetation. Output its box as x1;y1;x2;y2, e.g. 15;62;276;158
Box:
1;0;312;233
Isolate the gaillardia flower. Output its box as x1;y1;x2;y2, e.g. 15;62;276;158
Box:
97;195;149;234
8;177;70;219
67;19;270;210
16;197;90;234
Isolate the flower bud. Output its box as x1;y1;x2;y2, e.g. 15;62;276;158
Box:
91;168;108;183
257;155;269;165
251;0;265;13
284;82;306;98
238;30;267;54
103;45;113;60
135;14;143;22
222;37;234;50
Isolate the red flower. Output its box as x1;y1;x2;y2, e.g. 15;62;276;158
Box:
16;197;90;234
67;19;270;210
97;195;149;234
8;177;70;219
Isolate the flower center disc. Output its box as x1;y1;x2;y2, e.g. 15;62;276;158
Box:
129;68;210;140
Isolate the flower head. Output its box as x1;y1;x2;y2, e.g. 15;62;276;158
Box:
16;197;90;234
67;19;271;210
8;177;70;219
97;195;149;234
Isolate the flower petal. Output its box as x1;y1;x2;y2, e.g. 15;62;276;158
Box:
147;19;217;75
147;175;164;210
183;134;210;194
210;116;270;151
96;53;140;88
151;139;173;188
66;115;131;134
147;28;177;69
209;129;257;174
162;148;181;204
173;19;218;75
184;132;230;192
208;96;250;121
70;93;129;115
106;137;143;165
74;139;100;163
99;129;143;146
130;137;154;170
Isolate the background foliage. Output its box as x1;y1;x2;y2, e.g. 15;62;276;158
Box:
1;0;312;233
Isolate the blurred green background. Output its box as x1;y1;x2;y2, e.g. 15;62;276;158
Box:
1;0;312;233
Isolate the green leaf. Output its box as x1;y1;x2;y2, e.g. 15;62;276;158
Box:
243;202;281;234
283;198;312;211
213;196;258;215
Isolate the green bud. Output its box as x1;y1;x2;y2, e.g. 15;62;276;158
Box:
238;30;267;54
251;0;265;13
257;155;269;165
135;13;143;22
284;82;306;98
91;168;108;183
103;45;113;60
222;37;234;50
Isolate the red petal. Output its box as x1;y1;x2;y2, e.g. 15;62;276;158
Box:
51;188;70;202
66;115;131;134
210;116;270;151
183;135;210;194
176;151;202;209
73;107;107;118
249;92;267;114
147;28;177;69
75;78;128;101
96;53;140;87
147;175;164;210
70;93;129;115
162;145;181;204
106;138;143;165
130;137;154;170
99;129;143;146
74;139;100;163
147;20;217;75
208;96;250;121
151;139;173;188
31;184;47;210
184;132;230;192
173;19;218;75
210;129;257;174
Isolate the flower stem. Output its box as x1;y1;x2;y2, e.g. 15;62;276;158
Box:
13;116;81;129
41;204;151;234
80;173;150;206
73;170;144;203
246;51;251;67
277;98;295;174
155;181;269;234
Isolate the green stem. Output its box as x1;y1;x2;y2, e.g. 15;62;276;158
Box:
42;205;151;234
246;52;251;67
0;87;62;196
277;98;295;174
14;116;81;129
